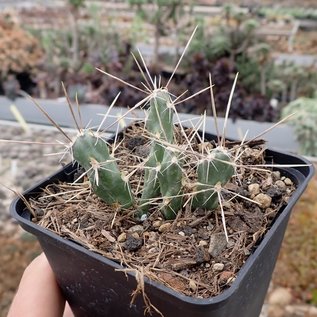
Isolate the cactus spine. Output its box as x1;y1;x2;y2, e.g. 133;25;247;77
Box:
192;148;234;210
72;131;134;208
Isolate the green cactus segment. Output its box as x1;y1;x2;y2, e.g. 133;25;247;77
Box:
158;149;183;220
193;149;234;210
72;131;134;208
138;143;164;214
146;89;174;143
138;89;175;215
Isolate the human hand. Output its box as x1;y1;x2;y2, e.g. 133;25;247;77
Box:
7;253;73;317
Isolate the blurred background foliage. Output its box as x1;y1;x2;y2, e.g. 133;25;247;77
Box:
0;0;316;150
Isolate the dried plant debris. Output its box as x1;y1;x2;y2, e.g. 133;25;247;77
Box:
30;123;295;299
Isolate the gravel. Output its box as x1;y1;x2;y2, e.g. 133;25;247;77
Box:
0;122;76;233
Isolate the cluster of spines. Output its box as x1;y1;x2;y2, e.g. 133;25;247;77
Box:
192;148;234;210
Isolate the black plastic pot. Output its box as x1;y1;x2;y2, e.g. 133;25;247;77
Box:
10;134;314;317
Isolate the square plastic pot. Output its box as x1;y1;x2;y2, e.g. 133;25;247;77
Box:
10;133;314;317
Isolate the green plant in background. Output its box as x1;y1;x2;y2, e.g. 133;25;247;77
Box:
67;0;86;70
185;4;317;111
266;79;287;102
257;7;317;22
31;2;126;99
282;95;317;156
188;17;207;56
82;3;121;67
33;28;80;98
235;57;317;107
127;0;189;67
274;62;317;104
128;14;148;46
188;4;277;98
235;43;274;97
278;63;306;102
235;55;261;91
206;5;260;63
246;43;271;96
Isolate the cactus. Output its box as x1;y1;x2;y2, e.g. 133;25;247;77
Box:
145;89;174;143
72;130;134;208
158;148;183;220
138;88;174;214
137;143;163;213
70;85;236;218
192;148;234;210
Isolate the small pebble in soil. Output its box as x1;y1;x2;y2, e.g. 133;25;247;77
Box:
261;176;273;189
117;232;127;243
208;233;228;257
237;188;250;199
248;183;260;198
284;177;293;186
213;263;225;271
266;187;283;201
124;234;142;251
152;220;162;228
147;231;158;242
131;232;140;239
159;222;171;233
195;208;207;216
275;180;286;190
254;193;272;209
265;208;275;219
183;226;194;236
128;225;144;234
219;271;234;284
198;240;208;247
196;246;210;264
272;171;281;181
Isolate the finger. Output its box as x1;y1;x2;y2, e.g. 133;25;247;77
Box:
7;253;66;317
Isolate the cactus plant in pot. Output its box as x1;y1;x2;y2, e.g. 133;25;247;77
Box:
9;31;314;317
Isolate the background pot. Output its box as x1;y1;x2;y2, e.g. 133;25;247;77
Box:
10;133;314;317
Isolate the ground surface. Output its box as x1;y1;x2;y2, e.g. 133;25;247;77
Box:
0;122;316;316
0;123;73;317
